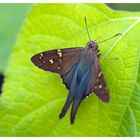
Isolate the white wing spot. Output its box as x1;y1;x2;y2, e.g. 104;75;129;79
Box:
98;72;102;77
39;53;43;59
58;52;62;57
57;49;61;52
94;86;97;89
49;59;54;64
57;49;62;57
99;84;102;89
57;66;61;70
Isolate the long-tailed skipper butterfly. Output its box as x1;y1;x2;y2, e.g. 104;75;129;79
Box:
31;17;121;124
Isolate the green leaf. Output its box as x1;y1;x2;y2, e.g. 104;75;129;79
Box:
1;3;140;136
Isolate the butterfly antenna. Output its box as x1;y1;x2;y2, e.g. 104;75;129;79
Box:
97;33;122;43
84;17;91;41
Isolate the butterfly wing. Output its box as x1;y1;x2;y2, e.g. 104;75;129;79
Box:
31;47;83;76
31;47;84;121
90;53;109;102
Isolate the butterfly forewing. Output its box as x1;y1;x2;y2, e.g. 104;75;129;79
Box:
31;47;83;75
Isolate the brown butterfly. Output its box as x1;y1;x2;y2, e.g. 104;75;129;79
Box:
31;17;120;124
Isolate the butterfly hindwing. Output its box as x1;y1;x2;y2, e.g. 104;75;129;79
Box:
92;71;109;102
91;54;109;102
31;47;83;75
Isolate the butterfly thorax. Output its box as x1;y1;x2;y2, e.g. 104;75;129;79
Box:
86;40;98;51
77;48;95;76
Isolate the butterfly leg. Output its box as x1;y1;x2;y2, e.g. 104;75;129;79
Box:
100;54;118;60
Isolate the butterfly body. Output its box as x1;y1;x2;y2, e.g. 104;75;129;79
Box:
31;40;109;124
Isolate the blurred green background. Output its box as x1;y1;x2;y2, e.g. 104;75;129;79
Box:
0;3;140;74
0;4;32;73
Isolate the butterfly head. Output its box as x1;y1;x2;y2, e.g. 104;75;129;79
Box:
87;40;98;50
